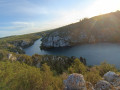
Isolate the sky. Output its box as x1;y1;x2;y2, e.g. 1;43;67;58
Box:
0;0;120;37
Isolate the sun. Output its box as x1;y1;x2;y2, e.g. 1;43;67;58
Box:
85;0;120;17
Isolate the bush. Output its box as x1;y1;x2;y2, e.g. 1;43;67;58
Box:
68;58;87;74
84;67;101;85
98;62;117;76
0;53;3;60
0;61;63;90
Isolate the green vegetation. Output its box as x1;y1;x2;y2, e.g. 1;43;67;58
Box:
32;54;76;74
0;11;120;89
0;34;119;89
0;61;63;90
0;31;48;54
68;58;87;74
0;56;118;89
96;62;117;76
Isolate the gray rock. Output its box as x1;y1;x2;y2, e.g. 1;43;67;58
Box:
112;78;120;87
64;73;86;90
21;40;32;47
104;71;119;83
95;80;112;90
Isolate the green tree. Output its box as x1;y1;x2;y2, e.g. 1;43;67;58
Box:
68;58;87;74
41;63;63;90
84;67;101;85
0;61;63;90
0;53;3;60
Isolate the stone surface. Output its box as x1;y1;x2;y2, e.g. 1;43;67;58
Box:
64;73;86;90
41;32;71;48
95;80;112;90
112;78;120;87
104;71;119;82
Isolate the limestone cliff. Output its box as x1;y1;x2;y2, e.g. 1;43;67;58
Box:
41;11;120;49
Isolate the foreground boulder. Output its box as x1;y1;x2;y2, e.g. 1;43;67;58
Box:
104;71;119;83
64;73;86;90
95;80;112;90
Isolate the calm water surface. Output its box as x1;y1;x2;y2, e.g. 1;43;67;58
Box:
24;39;120;67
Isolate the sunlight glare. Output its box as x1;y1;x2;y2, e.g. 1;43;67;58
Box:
85;0;120;17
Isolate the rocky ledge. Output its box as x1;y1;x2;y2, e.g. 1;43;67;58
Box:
8;39;37;54
64;71;120;90
9;40;34;48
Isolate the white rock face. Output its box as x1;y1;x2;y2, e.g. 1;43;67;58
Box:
104;71;119;82
42;32;71;48
41;30;95;49
95;80;112;90
64;73;86;90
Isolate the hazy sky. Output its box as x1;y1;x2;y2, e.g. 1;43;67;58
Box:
0;0;120;37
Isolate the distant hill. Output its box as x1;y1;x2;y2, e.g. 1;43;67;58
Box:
41;11;120;49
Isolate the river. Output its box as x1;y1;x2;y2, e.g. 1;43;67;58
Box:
24;38;120;67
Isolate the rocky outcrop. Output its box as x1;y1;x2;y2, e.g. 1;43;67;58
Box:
41;11;120;49
95;80;112;90
9;40;34;48
64;73;87;90
41;31;71;49
8;40;35;54
41;30;90;49
104;71;119;83
64;71;120;90
103;71;120;88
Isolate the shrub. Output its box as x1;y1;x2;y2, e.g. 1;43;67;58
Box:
84;67;101;85
98;62;117;76
0;61;63;90
0;53;3;60
68;58;87;74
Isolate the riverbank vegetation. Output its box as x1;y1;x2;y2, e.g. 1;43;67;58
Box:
0;31;49;54
0;49;118;89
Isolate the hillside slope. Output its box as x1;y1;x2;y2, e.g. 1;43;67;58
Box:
41;11;120;49
0;31;50;54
